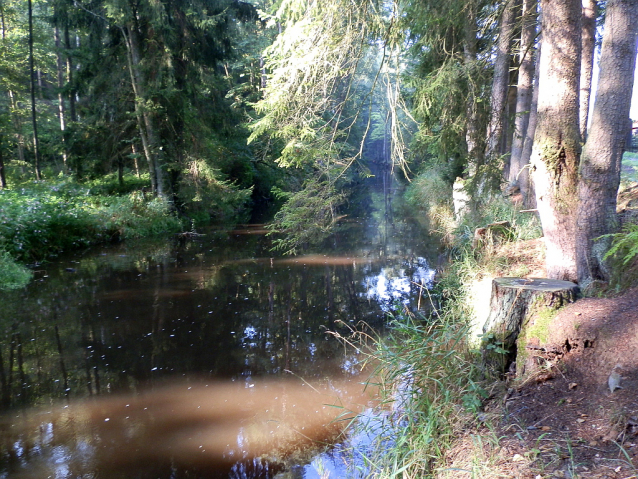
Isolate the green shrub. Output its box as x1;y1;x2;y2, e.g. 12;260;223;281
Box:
0;182;183;263
0;249;33;290
178;158;252;226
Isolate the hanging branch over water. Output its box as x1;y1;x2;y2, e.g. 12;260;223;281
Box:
249;0;413;253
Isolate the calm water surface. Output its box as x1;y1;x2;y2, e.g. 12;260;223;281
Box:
0;189;437;478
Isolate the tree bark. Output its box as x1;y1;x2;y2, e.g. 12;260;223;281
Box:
530;0;582;281
481;277;579;371
123;22;164;196
54;22;68;170
486;0;517;162
64;25;77;122
576;0;638;287
579;0;597;140
509;0;537;188
464;1;483;175
28;0;41;180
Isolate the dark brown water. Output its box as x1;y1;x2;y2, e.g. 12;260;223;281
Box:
0;190;437;478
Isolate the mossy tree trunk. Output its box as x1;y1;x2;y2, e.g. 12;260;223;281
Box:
576;0;638;287
530;0;582;282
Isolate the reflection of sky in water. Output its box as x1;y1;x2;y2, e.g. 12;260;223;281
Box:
363;257;435;311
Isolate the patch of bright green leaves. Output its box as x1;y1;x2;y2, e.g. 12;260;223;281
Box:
602;222;638;289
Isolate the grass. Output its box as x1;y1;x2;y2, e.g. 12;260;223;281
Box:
355;308;487;478
621;151;638;185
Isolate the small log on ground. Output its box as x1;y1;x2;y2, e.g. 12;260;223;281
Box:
481;277;579;373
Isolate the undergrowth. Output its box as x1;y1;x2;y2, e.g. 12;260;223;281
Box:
602;222;638;290
0;249;33;290
0;179;184;266
362;308;486;478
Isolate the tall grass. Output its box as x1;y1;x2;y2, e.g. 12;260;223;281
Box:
360;308;486;478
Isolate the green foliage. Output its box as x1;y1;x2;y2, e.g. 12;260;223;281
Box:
602;222;638;289
178;158;252;226
621;151;638;184
404;166;455;237
0;249;33;290
0;180;182;263
268;179;346;254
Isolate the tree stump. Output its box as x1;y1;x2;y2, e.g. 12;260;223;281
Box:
481;277;579;373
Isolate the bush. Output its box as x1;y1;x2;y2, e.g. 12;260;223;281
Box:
0;182;183;263
0;249;33;290
603;222;638;290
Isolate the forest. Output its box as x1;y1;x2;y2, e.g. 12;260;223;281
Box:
1;0;638;477
0;0;637;288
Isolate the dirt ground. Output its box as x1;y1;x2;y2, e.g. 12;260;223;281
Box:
485;287;638;478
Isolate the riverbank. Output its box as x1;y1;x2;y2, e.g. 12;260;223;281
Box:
370;171;638;478
436;284;638;479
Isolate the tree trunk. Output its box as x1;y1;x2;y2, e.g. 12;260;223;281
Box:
509;0;537;188
530;0;582;281
486;0;517;161
576;0;638;287
64;25;77;122
579;0;597;140
481;277;579;372
0;132;6;188
519;36;542;207
28;0;41;180
54;22;68;170
124;23;162;196
464;1;483;176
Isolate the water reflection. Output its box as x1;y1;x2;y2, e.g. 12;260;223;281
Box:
0;191;437;477
0;378;376;478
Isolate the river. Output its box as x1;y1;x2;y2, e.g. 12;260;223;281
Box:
0;185;438;478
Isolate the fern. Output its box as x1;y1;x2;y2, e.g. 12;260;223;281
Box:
603;223;638;266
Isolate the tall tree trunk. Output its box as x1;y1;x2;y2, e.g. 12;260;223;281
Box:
509;0;537;187
486;0;517;162
464;1;482;176
54;23;68;170
579;0;597;140
28;0;41;180
576;0;638;287
7;91;26;164
64;25;77;122
519;35;542;207
123;23;162;196
2;5;26;167
531;0;582;281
